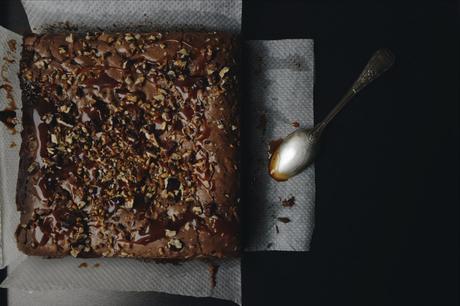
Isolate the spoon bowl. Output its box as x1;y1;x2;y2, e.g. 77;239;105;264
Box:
269;128;319;181
269;49;395;181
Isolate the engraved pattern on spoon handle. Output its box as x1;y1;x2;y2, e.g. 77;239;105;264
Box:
313;49;395;135
352;48;395;94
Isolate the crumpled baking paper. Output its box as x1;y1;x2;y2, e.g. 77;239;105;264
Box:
0;0;315;304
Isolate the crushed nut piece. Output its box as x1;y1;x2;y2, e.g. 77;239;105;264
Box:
50;134;58;144
65;34;74;43
167;238;183;251
192;206;203;214
165;229;176;237
177;48;189;56
125;198;134;209
70;248;80;257
124;33;134;41
134;76;145;85
219;67;230;78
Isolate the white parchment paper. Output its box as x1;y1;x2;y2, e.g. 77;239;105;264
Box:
0;0;315;304
243;40;315;251
23;0;242;33
0;26;23;269
3;256;241;300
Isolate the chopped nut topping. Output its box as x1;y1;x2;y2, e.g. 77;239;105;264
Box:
174;60;187;69
65;135;73;144
192;206;203;215
165;229;176;237
167;207;179;221
125;76;133;85
216;120;224;129
126;94;138;102
134;76;145;85
124;33;134;41
167;238;183;251
42;113;53;124
177;48;189;56
161;112;171;121
65;34;74;43
59;105;70;113
219;67;230;78
24;69;33;80
70;248;80;257
125;198;134;209
27;162;38;173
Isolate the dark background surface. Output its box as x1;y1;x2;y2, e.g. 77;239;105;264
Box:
1;0;459;305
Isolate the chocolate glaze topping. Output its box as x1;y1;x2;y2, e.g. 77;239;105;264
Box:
16;31;240;259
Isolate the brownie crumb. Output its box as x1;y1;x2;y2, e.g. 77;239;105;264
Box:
266;242;273;248
209;263;220;288
0;83;16;110
292;121;300;128
277;217;291;223
257;113;267;134
94;263;101;268
281;196;296;208
78;262;88;268
3;57;15;64
0;109;17;131
9;141;16;148
0;53;18;134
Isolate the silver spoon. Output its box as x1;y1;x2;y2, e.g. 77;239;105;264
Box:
269;48;395;181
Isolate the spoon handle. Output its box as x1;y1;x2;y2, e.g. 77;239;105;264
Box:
314;48;395;134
